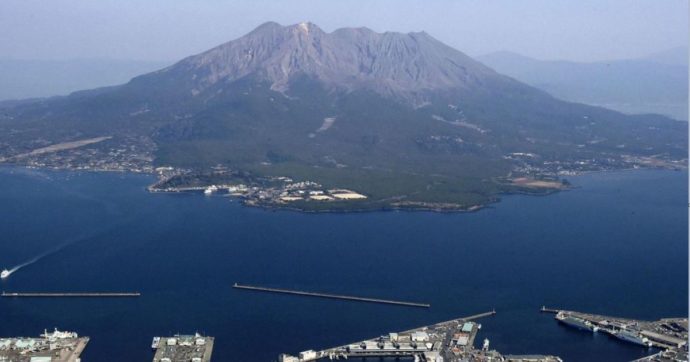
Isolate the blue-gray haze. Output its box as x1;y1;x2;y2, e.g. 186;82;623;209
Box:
0;0;686;62
1;1;687;105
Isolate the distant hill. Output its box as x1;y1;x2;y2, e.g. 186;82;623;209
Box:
0;58;170;101
0;22;686;211
642;46;688;66
477;49;688;121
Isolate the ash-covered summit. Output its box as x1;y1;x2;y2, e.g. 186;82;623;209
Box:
156;21;497;101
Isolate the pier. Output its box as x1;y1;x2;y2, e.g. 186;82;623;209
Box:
233;283;430;308
280;311;562;362
2;292;140;298
152;334;214;362
0;328;89;362
458;310;497;321
544;308;688;356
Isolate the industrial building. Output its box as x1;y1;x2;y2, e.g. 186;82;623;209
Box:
0;328;89;362
280;311;562;362
151;333;214;362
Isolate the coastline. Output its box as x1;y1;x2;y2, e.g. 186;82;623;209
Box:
0;163;685;214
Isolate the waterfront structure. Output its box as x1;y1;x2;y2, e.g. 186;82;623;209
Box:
151;333;214;362
233;283;430;308
1;292;140;298
0;328;89;362
544;308;688;361
279;311;562;361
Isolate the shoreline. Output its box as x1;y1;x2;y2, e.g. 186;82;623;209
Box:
0;163;685;214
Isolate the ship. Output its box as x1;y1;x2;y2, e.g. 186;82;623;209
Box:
556;312;599;332
204;185;218;195
41;328;78;340
151;336;161;349
614;330;652;347
1;269;10;279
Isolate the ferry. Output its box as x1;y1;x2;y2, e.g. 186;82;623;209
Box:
1;269;10;279
204;185;218;195
151;336;161;349
556;312;599;332
41;328;78;340
614;330;652;347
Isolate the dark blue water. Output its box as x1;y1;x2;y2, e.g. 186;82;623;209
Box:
0;167;686;362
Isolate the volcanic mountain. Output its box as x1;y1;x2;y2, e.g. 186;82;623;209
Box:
0;22;686;210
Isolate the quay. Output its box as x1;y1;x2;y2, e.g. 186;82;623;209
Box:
280;310;563;362
545;308;688;361
152;333;214;362
2;292;141;298
0;328;89;362
233;283;430;308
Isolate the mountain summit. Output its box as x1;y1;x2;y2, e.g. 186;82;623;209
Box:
141;21;499;103
0;22;686;211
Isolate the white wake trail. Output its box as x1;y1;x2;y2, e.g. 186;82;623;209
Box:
1;229;108;279
5;251;52;276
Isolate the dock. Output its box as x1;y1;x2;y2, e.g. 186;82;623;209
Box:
152;334;214;362
545;308;688;358
2;292;140;298
0;328;89;362
233;283;430;308
280;310;562;362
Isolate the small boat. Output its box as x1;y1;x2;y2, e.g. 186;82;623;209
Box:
151;336;161;349
1;269;10;279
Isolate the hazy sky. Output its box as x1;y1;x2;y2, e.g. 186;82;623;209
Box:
1;0;687;63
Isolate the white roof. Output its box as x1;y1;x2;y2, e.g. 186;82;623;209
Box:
30;358;52;362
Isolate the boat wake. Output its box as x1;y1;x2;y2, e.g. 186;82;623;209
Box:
2;250;49;278
1;246;65;279
1;228;112;280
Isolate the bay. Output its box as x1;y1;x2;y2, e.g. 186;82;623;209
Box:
0;167;686;361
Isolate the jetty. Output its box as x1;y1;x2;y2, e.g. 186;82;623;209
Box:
233;283;430;308
544;308;688;357
540;306;560;314
454;310;497;322
2;292;141;298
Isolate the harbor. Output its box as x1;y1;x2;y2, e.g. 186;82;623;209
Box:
544;308;688;361
279;310;563;362
0;167;686;361
0;328;89;362
2;291;141;298
233;283;430;308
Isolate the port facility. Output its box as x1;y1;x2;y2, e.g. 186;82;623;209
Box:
0;328;89;362
152;333;214;362
543;307;688;361
280;310;563;362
